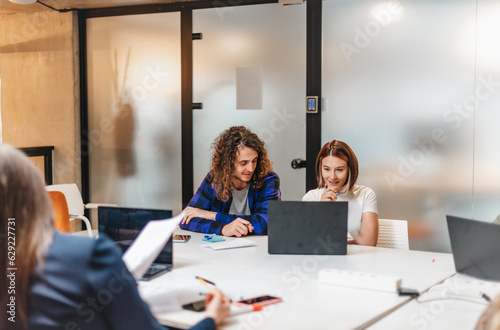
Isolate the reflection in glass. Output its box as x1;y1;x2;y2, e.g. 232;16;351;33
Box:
87;13;182;214
474;0;500;223
193;3;307;201
323;0;477;252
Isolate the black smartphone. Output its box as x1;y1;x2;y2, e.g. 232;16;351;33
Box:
234;295;283;307
173;234;191;243
182;300;206;312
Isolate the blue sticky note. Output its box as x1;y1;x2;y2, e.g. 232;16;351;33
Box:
202;234;225;243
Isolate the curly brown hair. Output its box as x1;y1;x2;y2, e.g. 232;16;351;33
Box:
210;126;273;202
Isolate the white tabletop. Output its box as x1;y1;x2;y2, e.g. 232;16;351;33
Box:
368;274;500;330
147;230;456;330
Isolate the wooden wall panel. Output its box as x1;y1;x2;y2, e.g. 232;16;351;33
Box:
0;11;80;186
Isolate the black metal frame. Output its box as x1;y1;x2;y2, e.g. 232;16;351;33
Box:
20;146;55;185
78;12;90;204
306;0;322;191
78;0;321;205
181;8;194;207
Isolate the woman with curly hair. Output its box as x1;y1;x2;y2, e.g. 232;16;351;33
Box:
180;126;281;237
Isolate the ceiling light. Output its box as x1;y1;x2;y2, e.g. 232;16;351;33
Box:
9;0;37;4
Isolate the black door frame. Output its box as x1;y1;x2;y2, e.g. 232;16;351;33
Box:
78;0;322;206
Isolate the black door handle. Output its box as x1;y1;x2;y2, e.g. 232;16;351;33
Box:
291;159;307;169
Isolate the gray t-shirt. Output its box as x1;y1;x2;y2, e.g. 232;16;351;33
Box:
229;185;251;216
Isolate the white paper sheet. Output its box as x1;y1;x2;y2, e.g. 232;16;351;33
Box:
138;279;209;313
201;238;256;251
122;212;183;280
236;67;263;110
138;281;182;313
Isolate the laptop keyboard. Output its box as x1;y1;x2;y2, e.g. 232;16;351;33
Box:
141;264;171;281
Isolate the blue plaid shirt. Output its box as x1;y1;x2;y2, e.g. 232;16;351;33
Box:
180;171;281;235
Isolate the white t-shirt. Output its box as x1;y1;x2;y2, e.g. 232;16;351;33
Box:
229;185;251;216
302;185;378;237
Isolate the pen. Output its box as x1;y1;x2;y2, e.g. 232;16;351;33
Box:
230;304;263;315
336;192;344;196
196;276;216;294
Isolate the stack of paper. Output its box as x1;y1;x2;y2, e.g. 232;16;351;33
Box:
201;238;256;250
122;212;183;280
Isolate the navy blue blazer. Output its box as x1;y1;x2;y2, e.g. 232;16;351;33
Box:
28;231;214;330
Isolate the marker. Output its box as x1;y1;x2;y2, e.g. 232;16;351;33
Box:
482;293;491;302
231;304;263;315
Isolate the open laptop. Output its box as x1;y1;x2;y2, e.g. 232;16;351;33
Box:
268;201;348;255
446;215;500;281
98;206;173;280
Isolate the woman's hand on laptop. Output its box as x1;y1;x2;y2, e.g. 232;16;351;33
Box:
181;207;216;224
222;218;254;237
204;288;231;326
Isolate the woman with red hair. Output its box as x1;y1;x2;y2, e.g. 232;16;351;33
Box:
302;140;379;246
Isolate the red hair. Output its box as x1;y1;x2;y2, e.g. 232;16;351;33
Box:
315;140;358;191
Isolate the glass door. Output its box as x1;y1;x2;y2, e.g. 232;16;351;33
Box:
192;3;307;200
87;12;182;217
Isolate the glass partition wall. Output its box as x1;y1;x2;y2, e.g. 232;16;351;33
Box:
192;3;306;200
86;0;500;252
87;13;182;215
87;4;306;218
474;0;500;226
322;0;500;252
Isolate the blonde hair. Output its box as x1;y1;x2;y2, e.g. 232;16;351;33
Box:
476;295;500;330
0;145;54;329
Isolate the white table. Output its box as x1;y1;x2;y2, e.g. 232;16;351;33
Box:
368;274;500;330
148;230;456;330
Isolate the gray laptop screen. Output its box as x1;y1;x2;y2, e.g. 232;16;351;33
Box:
446;215;500;281
268;201;348;255
98;206;173;264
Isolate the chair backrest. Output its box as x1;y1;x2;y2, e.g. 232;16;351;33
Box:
46;183;85;216
47;191;71;233
377;219;409;250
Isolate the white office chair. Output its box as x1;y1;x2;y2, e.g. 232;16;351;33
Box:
376;219;409;250
46;183;114;238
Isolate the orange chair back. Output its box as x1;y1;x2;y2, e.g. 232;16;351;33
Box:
48;191;71;233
